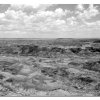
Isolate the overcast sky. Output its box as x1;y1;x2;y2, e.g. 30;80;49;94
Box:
0;4;100;38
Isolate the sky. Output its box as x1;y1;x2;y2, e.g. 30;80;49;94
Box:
0;4;100;38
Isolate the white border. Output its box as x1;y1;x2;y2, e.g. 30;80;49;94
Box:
0;0;100;4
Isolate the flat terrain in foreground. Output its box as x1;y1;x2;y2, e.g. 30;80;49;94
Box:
0;38;100;96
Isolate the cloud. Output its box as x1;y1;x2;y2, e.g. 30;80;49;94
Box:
0;6;68;33
8;4;52;14
0;4;100;38
77;4;84;11
34;8;67;19
76;4;99;20
74;4;100;27
66;17;77;26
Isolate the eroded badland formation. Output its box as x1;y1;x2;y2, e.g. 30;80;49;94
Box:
0;38;100;96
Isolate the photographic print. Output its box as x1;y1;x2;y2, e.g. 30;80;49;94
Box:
0;2;100;97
